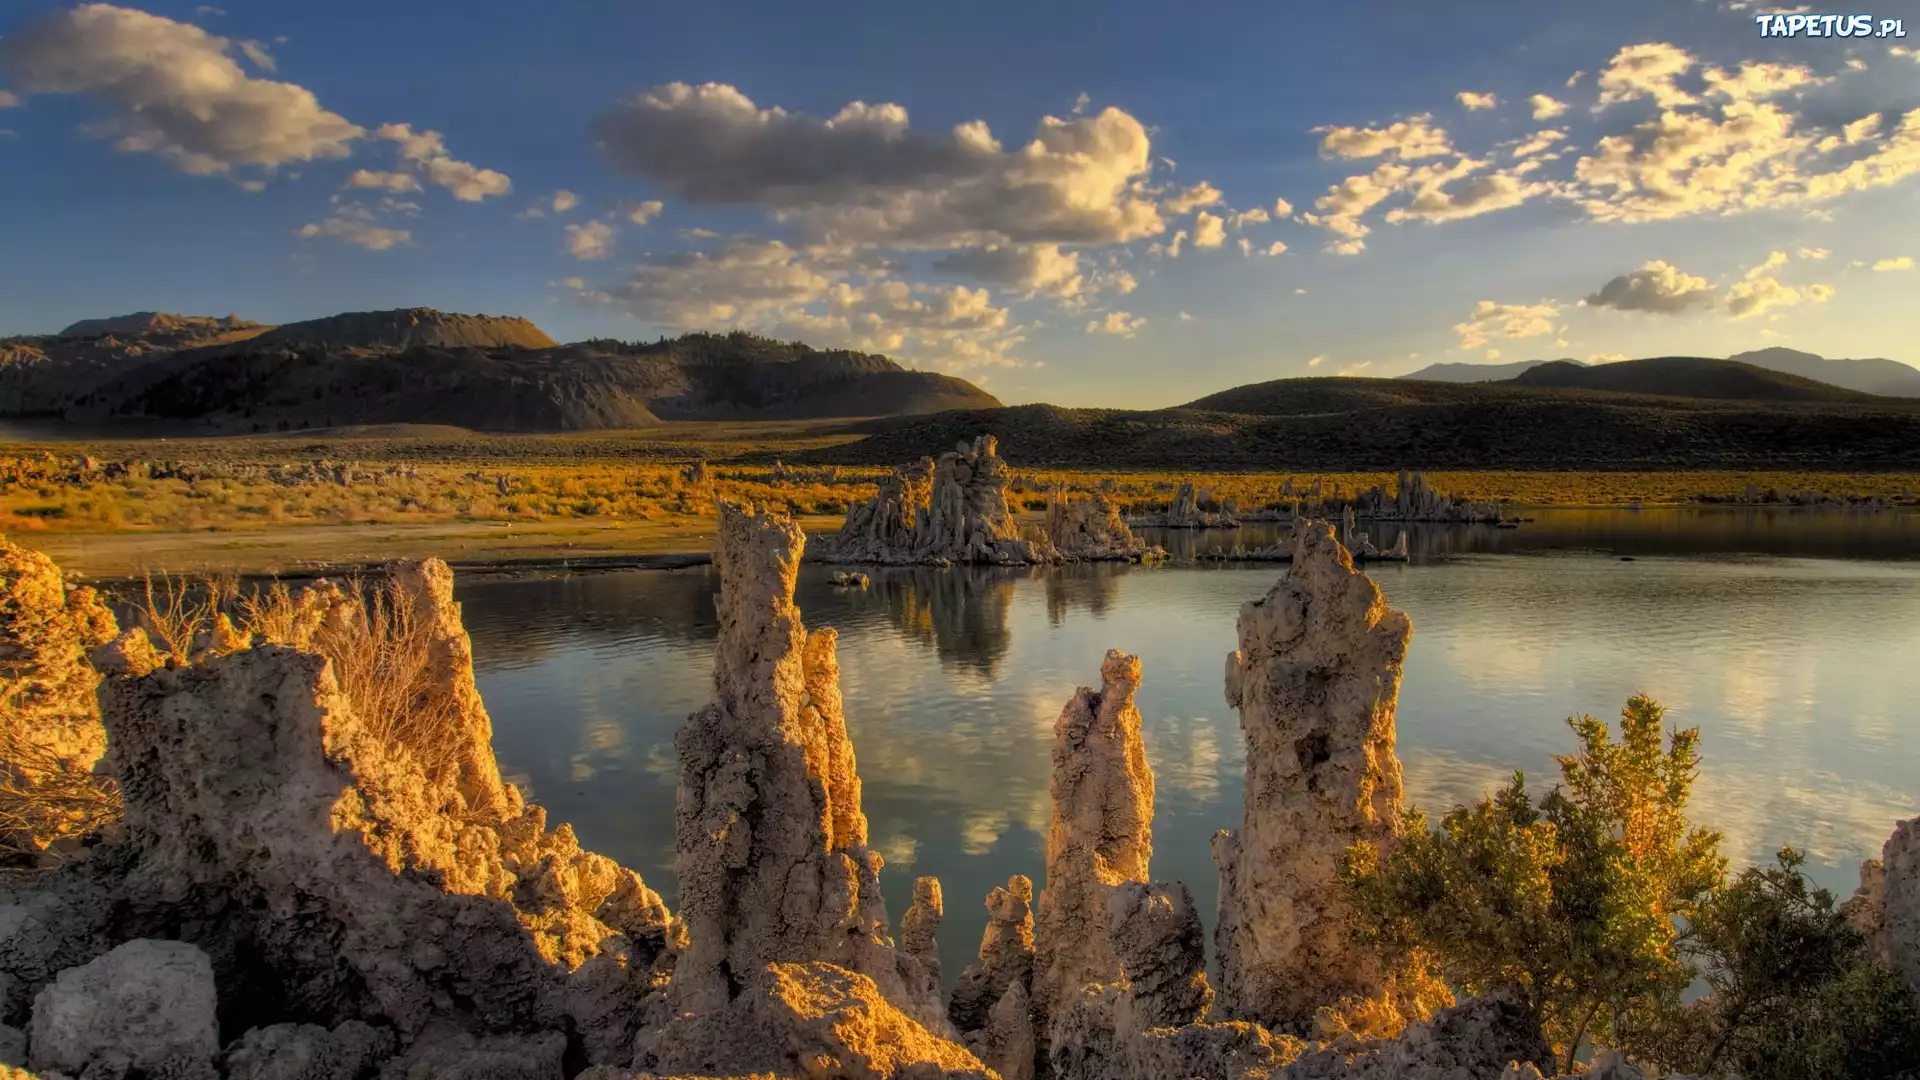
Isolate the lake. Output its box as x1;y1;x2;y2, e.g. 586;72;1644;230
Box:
460;507;1920;986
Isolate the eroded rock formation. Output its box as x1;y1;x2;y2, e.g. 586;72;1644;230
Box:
1853;816;1920;994
950;876;1038;1078
829;438;1057;565
1033;650;1155;1032
1132;482;1241;529
1045;490;1154;561
1213;521;1413;1032
28;939;219;1078
665;501;946;1040
1354;471;1504;524
0;538;119;860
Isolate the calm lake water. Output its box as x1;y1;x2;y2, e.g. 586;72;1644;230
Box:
460;507;1920;985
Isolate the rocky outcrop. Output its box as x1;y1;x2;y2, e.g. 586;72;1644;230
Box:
1045;490;1154;561
643;962;993;1080
1276;993;1552;1079
828;439;1056;565
85;562;674;1065
0;539;120;860
902;877;944;1003
949;876;1037;1078
28;939;219;1078
1108;881;1212;1036
665;502;944;1034
1353;471;1504;524
1213;521;1413;1032
1132;482;1240;529
1033;651;1155;1031
223;1020;395;1080
1860;816;1920;993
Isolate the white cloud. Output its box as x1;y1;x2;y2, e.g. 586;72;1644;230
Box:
0;3;361;179
575;237;1023;370
1798;246;1829;259
550;189;579;214
1315;113;1452;160
564;219;617;260
589;82;1165;249
1178;311;1194;322
1453;299;1559;349
1457;91;1498;112
1873;256;1915;271
1584;260;1717;313
237;38;274;73
1590;352;1628;364
1273;196;1294;217
373;122;511;202
1307;355;1326;368
1266;241;1288;256
1529;94;1568;120
1192;211;1226;248
1237;237;1253;257
1338;359;1373;376
1086;310;1146;337
1293;287;1307;295
1725;250;1834;318
1510;129;1564;158
1596;42;1699;109
1484;349;1502;360
296;202;410;251
1164;181;1223;214
934;243;1089;299
1228;207;1270;229
624;199;663;225
344;169;419;193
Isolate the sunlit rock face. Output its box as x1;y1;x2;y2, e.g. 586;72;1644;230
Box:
1213;521;1412;1032
667;501;944;1032
86;560;673;1064
1046;490;1152;561
830;437;1057;565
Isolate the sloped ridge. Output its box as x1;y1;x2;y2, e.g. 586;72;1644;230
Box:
58;313;261;340
1508;355;1874;401
247;307;558;352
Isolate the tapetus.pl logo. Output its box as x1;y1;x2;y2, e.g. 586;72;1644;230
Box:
1754;13;1906;37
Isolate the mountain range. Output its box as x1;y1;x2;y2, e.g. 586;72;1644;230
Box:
1401;348;1920;397
0;309;999;431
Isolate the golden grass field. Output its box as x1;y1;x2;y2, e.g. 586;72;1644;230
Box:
4;423;1917;578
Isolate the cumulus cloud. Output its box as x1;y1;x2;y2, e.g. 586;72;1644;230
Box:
588;82;1164;248
550;190;579;213
624;199;663;224
1384;165;1547;225
1510;129;1564;158
345;169;419;193
1164;181;1223;214
1192;211;1226;248
1596;42;1699;108
1273;196;1294;217
1530;94;1569;120
564;220;616;260
933;243;1087;299
1873;256;1915;271
1453;299;1559;349
1584;260;1718;313
1228;207;1270;229
0;3;361;178
373;122;511;202
1086;310;1146;337
1307;355;1325;368
573;236;1023;370
1458;91;1498;111
1725;250;1834;318
1798;246;1829;259
1315;113;1452;160
1266;240;1288;256
297;202;410;250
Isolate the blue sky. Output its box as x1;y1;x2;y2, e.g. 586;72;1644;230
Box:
1;0;1917;407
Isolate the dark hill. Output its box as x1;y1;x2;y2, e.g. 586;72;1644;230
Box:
1507;356;1873;402
1725;347;1920;397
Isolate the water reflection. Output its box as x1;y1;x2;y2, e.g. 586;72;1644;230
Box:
461;508;1920;987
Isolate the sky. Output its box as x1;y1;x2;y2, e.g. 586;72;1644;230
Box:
0;0;1917;408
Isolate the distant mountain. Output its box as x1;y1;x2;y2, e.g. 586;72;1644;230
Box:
1508;356;1872;402
2;312;999;431
1402;348;1920;397
1398;358;1584;382
1725;347;1920;397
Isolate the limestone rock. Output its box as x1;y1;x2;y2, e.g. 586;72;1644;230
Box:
829;439;1054;565
1875;817;1920;992
1108;881;1212;1036
1354;471;1504;524
901;878;943;1001
1213;521;1412;1031
0;1025;21;1068
94;565;671;1062
223;1020;395;1080
0;539;120;858
375;1027;566;1080
831;571;872;590
670;503;941;1030
1046;984;1123;1080
1045;491;1152;561
1275;993;1552;1079
971;980;1036;1080
1126;1021;1300;1080
949;876;1036;1038
643;962;991;1080
1133;482;1239;529
1843;856;1886;953
28;939;219;1077
1032;650;1154;1034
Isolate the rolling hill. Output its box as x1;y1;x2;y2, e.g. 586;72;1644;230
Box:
1;311;1000;431
1403;349;1920;397
1507;356;1874;402
1398;358;1580;382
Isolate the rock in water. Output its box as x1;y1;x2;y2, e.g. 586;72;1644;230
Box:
668;501;944;1030
91;561;672;1065
1213;521;1412;1031
830;437;1055;565
1045;490;1151;561
949;876;1037;1078
1033;650;1155;1033
28;939;219;1077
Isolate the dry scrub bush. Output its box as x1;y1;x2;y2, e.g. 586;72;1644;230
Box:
0;687;121;868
